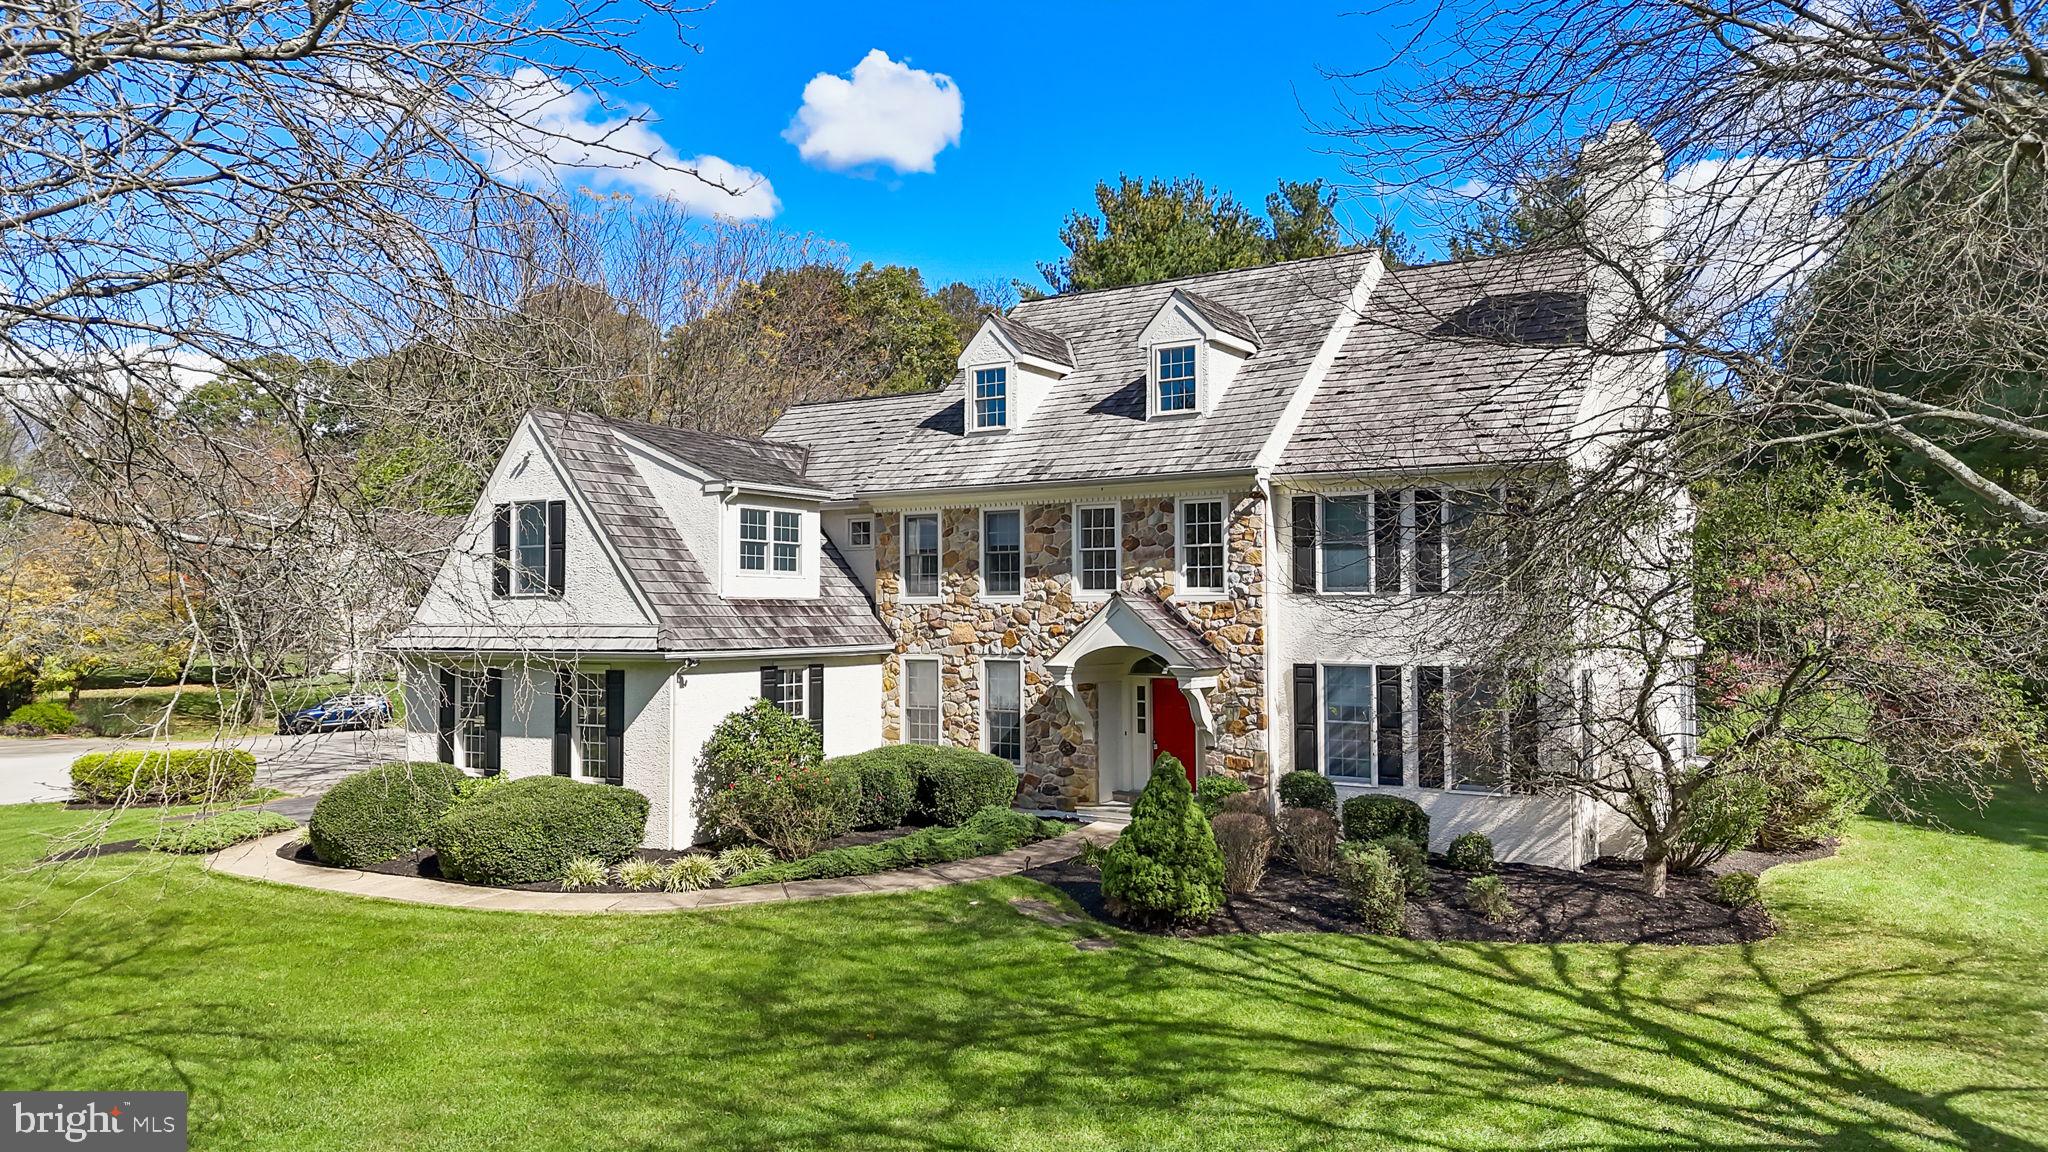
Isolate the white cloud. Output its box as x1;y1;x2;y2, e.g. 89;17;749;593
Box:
1667;155;1834;319
784;50;962;175
479;68;779;219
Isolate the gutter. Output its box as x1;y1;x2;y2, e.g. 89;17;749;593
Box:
859;467;1259;508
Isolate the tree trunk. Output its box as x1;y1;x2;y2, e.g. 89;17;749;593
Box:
1641;841;1670;897
66;685;80;708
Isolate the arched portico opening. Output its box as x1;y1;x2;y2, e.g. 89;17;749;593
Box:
1046;593;1224;802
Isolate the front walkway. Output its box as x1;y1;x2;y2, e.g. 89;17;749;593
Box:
206;820;1119;914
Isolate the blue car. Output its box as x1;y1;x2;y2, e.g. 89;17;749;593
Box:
277;693;392;735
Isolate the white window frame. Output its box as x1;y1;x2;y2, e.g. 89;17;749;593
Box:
453;671;489;772
775;666;807;722
737;507;768;573
571;670;609;782
1174;497;1228;600
901;656;943;746
846;517;873;550
1320;662;1411;788
981;658;1024;767
771;509;801;575
1150;342;1200;417
509;500;552;597
900;512;942;602
980;507;1025;602
1073;501;1121;598
970;366;1010;432
737;506;802;578
1315;491;1377;596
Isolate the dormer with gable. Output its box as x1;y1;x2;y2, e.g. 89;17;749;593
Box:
957;312;1075;435
1138;288;1261;419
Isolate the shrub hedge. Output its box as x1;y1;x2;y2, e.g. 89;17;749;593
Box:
141;809;298;854
861;745;1018;826
1372;834;1430;897
726;806;1068;886
1708;871;1762;909
307;761;465;867
1445;831;1496;873
1211;810;1276;894
693;701;823;842
1672;774;1770;871
705;760;859;859
1194;775;1251;817
1277;770;1338;814
1277;807;1341;875
823;747;919;829
1099;753;1226;925
70;748;257;805
431;776;649;886
1339;843;1406;934
1342;793;1429;849
6;701;77;735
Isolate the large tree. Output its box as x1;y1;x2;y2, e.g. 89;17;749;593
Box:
1038;177;1352;294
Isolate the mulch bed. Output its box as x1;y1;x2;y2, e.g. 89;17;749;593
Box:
1022;842;1834;945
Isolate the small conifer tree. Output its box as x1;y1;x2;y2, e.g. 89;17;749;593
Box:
1099;752;1226;924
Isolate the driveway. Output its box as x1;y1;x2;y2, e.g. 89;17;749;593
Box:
0;728;404;810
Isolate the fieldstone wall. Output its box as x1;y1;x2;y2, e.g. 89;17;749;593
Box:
875;493;1267;808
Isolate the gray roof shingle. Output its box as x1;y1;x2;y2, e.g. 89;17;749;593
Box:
1176;288;1260;346
988;312;1075;368
531;410;888;653
583;412;816;489
1278;249;1592;474
767;251;1382;496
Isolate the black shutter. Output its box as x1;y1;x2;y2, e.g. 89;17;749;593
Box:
436;669;456;764
1417;666;1447;789
603;669;625;786
808;663;825;737
1291;663;1318;774
481;668;503;776
546;499;567;595
1375;665;1404;787
490;505;511;597
1290;495;1317;594
760;665;780;709
1510;682;1540;794
552;670;571;776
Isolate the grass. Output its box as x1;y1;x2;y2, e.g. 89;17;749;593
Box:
1;790;2044;1150
28;677;401;739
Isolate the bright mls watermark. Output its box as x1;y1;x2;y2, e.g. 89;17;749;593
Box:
6;1093;186;1149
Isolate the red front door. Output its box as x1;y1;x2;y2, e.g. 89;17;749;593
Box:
1150;678;1198;786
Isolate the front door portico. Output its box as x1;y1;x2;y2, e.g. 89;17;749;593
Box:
1045;591;1226;802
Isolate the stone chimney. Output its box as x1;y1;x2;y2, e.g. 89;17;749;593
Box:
1578;121;1669;352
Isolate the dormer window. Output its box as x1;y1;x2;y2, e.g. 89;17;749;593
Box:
972;367;1008;431
1156;345;1198;414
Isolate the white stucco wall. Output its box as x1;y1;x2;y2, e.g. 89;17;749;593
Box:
411;420;653;640
403;653;885;849
822;508;878;593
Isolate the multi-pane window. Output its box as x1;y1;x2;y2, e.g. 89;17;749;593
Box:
1373;491;1404;593
455;673;489;771
848;518;873;549
1133;682;1149;737
973;367;1008;430
1448;668;1505;791
985;659;1022;765
772;510;800;573
776;667;807;721
1447;490;1485;590
1179;499;1225;593
1077;504;1120;593
903;514;940;598
904;659;941;745
512;501;549;594
574;672;608;781
1324;665;1375;778
1156;344;1197;412
983;510;1022;597
1414;489;1444;594
1321;495;1372;591
739;508;768;571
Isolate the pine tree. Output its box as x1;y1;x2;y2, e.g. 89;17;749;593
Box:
1099;752;1226;925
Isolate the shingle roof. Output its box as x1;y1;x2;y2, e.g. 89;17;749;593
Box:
1117;593;1225;671
530;410;888;653
768;251;1382;496
1278;249;1592;474
987;312;1074;368
1176;288;1260;346
580;411;815;489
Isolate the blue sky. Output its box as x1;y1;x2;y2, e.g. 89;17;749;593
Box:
598;0;1409;290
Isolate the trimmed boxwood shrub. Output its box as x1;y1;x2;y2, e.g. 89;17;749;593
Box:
1342;793;1429;849
1099;753;1226;925
706;760;860;860
1194;774;1251;817
6;701;77;735
1338;842;1406;934
727;806;1068;886
824;747;918;829
70;748;257;805
142;809;297;854
1372;834;1430;896
1278;769;1338;814
431;775;649;886
1445;831;1496;873
308;761;466;867
1708;871;1762;909
859;744;1018;826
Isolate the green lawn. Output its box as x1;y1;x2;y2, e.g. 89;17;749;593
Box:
2;791;2044;1151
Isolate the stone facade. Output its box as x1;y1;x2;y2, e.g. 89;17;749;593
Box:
874;492;1267;808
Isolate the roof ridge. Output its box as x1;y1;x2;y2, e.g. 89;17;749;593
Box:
1017;248;1379;307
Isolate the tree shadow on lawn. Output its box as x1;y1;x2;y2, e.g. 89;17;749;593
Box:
540;890;2047;1152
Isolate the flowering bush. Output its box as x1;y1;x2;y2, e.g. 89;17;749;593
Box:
704;761;859;860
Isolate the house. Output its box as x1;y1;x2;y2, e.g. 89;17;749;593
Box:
389;127;1680;868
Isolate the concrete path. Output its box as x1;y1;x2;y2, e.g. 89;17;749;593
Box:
205;820;1120;915
0;729;402;807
